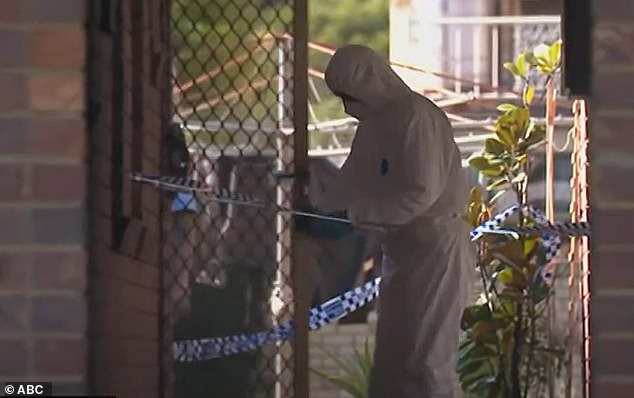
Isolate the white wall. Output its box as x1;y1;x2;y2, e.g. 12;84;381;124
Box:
390;0;495;91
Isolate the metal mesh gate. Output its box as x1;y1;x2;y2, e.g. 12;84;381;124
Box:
162;0;309;397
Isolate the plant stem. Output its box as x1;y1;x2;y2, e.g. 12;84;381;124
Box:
523;294;538;397
510;302;523;398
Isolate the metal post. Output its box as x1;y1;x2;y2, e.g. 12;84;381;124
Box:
453;28;462;93
292;0;310;395
544;76;558;398
491;25;500;88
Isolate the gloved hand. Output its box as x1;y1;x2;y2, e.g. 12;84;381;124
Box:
294;205;354;240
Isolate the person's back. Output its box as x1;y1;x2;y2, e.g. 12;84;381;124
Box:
317;44;475;398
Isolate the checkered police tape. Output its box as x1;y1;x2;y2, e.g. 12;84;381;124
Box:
471;205;563;263
131;173;590;240
130;173;590;361
173;277;381;362
130;173;350;224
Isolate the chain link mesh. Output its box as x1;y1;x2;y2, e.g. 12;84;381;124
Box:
162;0;299;397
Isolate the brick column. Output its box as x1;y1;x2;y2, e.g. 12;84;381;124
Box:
590;1;634;397
0;0;88;394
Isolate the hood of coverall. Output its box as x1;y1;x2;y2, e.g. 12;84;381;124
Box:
325;45;411;119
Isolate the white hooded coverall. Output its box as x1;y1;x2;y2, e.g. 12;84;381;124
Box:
313;45;475;398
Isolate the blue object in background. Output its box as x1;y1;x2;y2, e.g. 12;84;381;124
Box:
172;192;198;212
380;158;389;175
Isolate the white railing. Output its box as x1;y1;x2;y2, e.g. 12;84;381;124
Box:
394;15;561;96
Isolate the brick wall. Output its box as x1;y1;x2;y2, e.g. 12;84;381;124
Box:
86;1;167;397
0;0;89;394
590;1;634;397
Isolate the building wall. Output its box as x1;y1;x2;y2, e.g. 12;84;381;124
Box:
0;1;167;397
590;1;634;397
0;0;89;394
86;1;167;397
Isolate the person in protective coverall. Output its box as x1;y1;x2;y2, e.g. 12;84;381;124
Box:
312;44;476;398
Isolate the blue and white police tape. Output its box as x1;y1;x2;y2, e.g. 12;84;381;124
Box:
471;205;567;280
173;277;381;362
131;173;589;240
130;173;350;224
130;173;591;361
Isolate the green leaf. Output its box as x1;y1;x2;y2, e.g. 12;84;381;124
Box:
486;177;507;191
515;52;528;78
461;304;492;330
485;138;507;155
496;103;517;113
469;155;504;177
511;172;527;185
489;189;507;204
524;85;536;106
468;156;490;170
521;124;546;149
503;61;519;77
549;40;562;68
473;321;498;344
495;124;515;148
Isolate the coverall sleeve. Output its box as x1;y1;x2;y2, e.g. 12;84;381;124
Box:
346;115;453;229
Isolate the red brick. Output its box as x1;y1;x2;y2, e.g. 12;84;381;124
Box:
0;1;20;22
593;70;634;110
93;248;159;290
593;164;634;203
92;304;159;340
32;250;86;290
0;340;28;375
29;118;85;158
593;383;634;398
32;207;85;245
0;118;28;154
27;72;84;112
591;208;634;246
595;1;634;20
93;276;159;315
0;73;26;112
593;338;634;374
592;115;634;150
592;249;634;289
0;117;85;158
93;338;158;367
0;297;27;332
22;0;85;23
0;164;26;201
591;296;634;332
33;338;86;375
32;164;86;201
30;27;85;68
594;24;634;66
0;252;29;290
32;296;86;333
0;29;29;68
0;208;31;244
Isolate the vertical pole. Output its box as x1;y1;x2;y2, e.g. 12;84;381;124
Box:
292;0;310;395
473;24;481;97
453;28;462;93
491;25;500;89
274;37;286;398
577;100;590;398
545;77;557;398
565;100;581;398
545;78;557;222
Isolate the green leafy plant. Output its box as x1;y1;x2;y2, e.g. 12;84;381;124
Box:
458;40;565;398
310;339;374;398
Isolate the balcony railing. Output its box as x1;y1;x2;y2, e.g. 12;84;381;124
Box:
393;15;561;97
